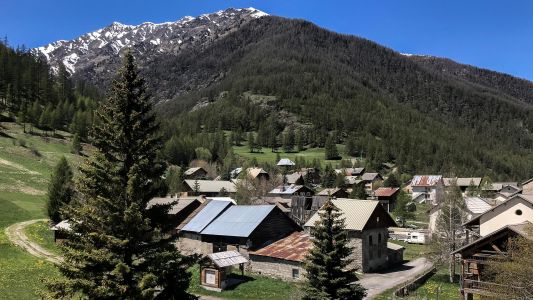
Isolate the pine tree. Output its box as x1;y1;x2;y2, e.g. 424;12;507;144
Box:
283;127;295;152
46;52;193;299
383;173;400;188
70;133;81;154
325;136;339;160
46;156;73;224
248;132;256;153
350;183;367;199
295;129;304;152
304;200;366;300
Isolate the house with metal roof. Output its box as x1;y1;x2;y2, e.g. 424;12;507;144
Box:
184;167;208;179
317;187;349;198
249;231;312;281
463;194;533;238
304;199;397;272
443;177;482;193
410;175;444;204
182;179;236;197
428;196;494;235
178;199;234;254
200;205;301;256
360;172;383;192
146;196;202;235
268;184;314;199
374;187;400;212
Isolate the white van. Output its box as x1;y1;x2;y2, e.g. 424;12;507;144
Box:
406;231;427;244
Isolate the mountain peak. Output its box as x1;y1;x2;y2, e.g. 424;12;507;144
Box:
33;7;268;75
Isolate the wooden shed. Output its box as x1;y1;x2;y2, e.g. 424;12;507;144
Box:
201;250;248;292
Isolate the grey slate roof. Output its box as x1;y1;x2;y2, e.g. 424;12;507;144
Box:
201;205;276;237
464;197;493;215
269;185;306;195
208;250;248;267
184;167;205;176
277;158;295;166
181;200;233;233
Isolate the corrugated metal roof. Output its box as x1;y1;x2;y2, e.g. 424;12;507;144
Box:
208;250;248;267
464;197;493;214
250;232;311;262
304;199;382;231
181;200;233;233
374;187;400;197
411;175;442;187
184;180;236;193
51;220;71;231
201;205;276;237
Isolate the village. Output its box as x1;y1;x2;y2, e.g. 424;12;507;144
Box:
49;157;533;299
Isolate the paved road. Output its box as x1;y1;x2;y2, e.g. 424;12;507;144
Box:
5;219;63;265
359;257;433;299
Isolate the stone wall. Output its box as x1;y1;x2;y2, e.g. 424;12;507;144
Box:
177;233;213;256
348;228;390;272
249;255;305;281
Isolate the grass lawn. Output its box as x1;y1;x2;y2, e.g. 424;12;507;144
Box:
393;240;431;261
233;143;350;167
0;122;81;299
0;192;60;299
23;220;59;255
188;265;302;300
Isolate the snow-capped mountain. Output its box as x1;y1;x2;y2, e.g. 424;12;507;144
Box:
33;8;268;81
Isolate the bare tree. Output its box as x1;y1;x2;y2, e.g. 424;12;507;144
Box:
431;179;468;283
234;171;282;204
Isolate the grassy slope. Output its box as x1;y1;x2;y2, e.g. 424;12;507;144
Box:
23;220;59;255
0;122;80;299
233;143;350;167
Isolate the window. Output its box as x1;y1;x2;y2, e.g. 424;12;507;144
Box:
516;209;523;216
304;198;312;210
292;268;300;279
369;235;373;245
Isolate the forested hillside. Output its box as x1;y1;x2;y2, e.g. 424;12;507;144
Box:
0;41;100;140
152;17;533;179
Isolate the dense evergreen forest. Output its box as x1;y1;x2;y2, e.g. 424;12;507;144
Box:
0;40;99;139
4;13;533;181
150;17;533;180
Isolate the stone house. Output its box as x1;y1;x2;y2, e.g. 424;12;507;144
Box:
521;178;533;195
410;175;444;205
249;231;311;281
304;199;398;272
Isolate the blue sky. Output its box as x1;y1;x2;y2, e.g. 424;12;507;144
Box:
2;0;533;80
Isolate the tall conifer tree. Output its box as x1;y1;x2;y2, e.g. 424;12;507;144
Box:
46;156;73;223
46;51;193;299
304;200;366;300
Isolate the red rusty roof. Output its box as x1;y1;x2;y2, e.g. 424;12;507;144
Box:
411;175;442;187
374;187;400;197
250;231;312;262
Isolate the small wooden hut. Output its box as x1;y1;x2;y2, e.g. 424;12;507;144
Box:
200;250;248;292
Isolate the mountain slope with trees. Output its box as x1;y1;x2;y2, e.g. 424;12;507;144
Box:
151;16;533;179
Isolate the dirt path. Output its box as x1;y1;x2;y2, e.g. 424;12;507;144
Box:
5;219;63;265
359;257;433;299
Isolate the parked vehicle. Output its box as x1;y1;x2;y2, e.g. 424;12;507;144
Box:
406;231;427;244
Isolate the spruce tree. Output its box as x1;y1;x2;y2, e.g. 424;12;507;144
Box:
46;156;73;224
70;133;81;154
304;200;366;300
46;52;193;299
350;183;367;199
